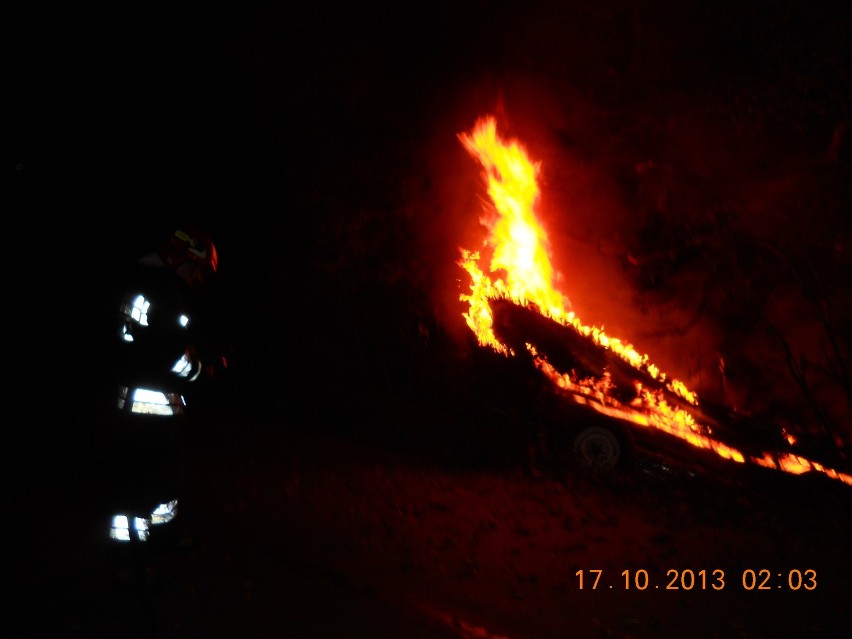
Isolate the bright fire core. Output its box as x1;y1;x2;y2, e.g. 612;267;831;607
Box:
457;115;851;486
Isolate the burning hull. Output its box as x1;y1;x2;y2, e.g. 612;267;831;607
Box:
456;114;851;486
490;298;692;411
487;298;790;470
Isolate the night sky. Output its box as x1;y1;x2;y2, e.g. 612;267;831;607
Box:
14;4;849;238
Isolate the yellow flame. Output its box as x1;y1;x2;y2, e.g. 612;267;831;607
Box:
457;114;850;487
458;117;688;397
459;117;568;320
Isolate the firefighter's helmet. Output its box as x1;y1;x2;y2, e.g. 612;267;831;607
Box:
159;228;218;273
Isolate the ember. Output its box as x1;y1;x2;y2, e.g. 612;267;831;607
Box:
457;115;851;486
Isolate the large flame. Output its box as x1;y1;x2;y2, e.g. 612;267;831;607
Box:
457;115;851;486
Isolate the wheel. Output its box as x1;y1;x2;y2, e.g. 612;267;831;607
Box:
572;425;624;470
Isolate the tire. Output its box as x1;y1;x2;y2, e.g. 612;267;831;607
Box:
571;425;627;470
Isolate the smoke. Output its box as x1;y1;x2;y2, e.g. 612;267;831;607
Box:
405;74;693;383
354;1;851;442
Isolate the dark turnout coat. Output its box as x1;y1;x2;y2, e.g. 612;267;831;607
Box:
97;252;217;521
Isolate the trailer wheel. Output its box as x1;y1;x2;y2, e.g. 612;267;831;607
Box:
572;425;624;470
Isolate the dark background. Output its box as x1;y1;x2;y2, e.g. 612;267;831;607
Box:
13;2;851;346
12;0;852;501
9;3;852;637
11;0;852;500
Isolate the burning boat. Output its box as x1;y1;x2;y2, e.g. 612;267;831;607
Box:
455;114;852;486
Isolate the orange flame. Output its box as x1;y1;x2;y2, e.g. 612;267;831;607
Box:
457;115;851;487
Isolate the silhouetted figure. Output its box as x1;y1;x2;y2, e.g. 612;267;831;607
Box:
99;228;222;583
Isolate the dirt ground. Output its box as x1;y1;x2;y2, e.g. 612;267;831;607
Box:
13;403;852;639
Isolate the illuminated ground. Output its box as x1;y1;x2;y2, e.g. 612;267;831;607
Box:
12;398;852;639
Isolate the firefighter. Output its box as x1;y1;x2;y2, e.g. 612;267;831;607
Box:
101;227;222;570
